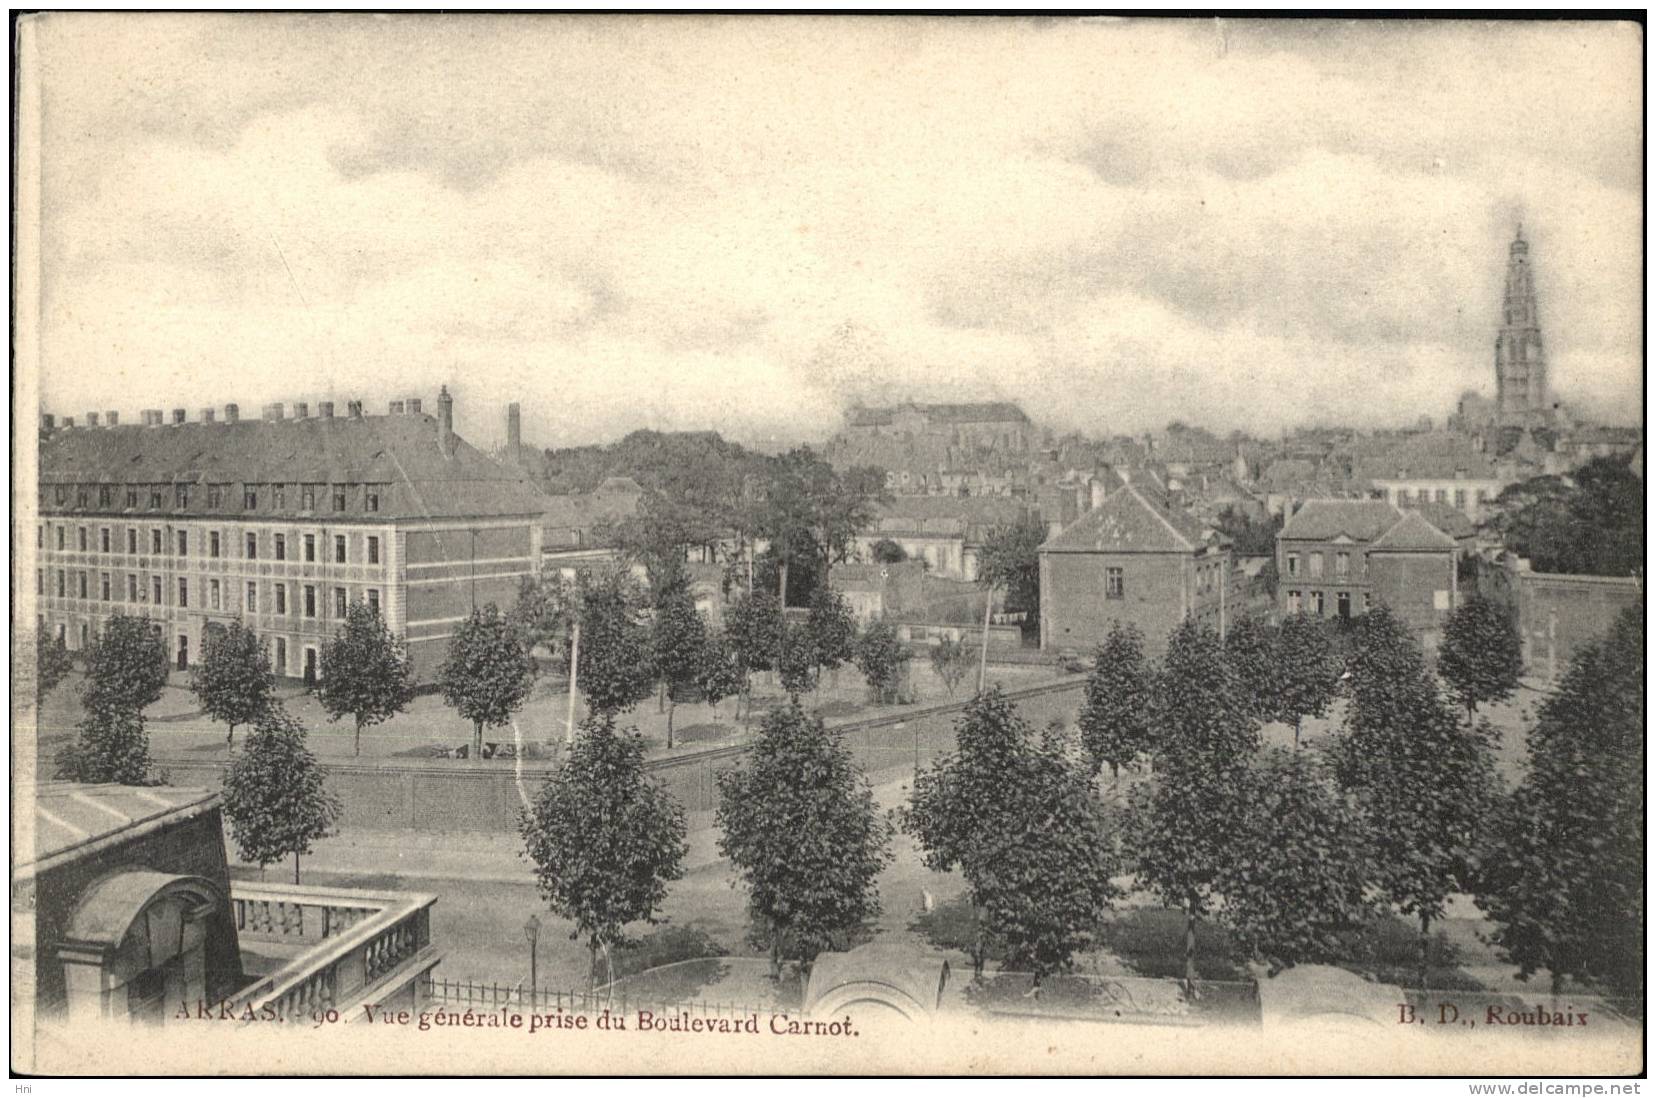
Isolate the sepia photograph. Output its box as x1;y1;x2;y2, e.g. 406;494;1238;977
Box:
9;11;1646;1079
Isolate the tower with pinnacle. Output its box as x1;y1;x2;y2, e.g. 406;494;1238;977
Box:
1494;225;1549;426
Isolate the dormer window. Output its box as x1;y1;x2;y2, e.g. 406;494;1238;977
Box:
150;485;163;509
301;484;317;511
76;486;89;508
333;486;348;512
125;487;138;509
98;485;114;508
175;484;190;509
365;486;381;513
206;483;226;509
244;485;259;510
54;486;68;506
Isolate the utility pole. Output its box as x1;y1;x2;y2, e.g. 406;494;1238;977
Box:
565;620;581;746
977;582;993;694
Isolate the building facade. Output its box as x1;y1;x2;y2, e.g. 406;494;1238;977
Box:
1038;484;1232;658
34;389;549;683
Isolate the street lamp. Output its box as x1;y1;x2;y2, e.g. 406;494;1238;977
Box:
524;914;541;1011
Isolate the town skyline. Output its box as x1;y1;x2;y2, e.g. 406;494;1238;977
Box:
25;15;1643;450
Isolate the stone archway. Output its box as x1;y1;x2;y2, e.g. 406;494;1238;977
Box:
803;943;950;1024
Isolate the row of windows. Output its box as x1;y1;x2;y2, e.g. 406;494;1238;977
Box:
1285;550;1360;580
38;568;380;619
1284;589;1371;617
49;482;388;515
1393;487;1485;508
38;523;381;564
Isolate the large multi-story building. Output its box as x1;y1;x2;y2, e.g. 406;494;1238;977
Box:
33;388;549;682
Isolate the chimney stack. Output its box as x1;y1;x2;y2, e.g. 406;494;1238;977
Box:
407;398;422;415
63;416;75;428
172;408;186;425
41;413;55;433
87;413;100;427
225;403;240;423
507;402;522;467
389;400;405;416
437;386;455;459
318;401;334;419
263;402;285;422
347;400;363;419
294;402;309;419
201;408;216;423
106;411;120;427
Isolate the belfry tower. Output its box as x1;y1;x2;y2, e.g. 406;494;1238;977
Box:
1494;225;1548;425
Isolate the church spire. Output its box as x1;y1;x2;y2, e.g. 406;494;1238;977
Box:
1495;224;1547;424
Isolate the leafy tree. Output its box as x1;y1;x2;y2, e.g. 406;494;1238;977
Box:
1126;618;1258;989
757;448;885;607
1222;615;1279;728
929;636;970;697
977;517;1046;641
1077;623;1155;779
315;600;415;756
717;703;892;980
726;588;785;678
1275;613;1343;747
190;619;275;751
1215;749;1373;973
222;705;340;884
508;574;576;670
80;614;170;718
906;688;1119;983
1214;506;1282;557
576;568;656;718
1475;604;1643;1001
651;572;707;747
805;584;858;681
522;715;688;993
1483;458;1643;576
1331;605;1497;988
55;707;156;786
438;604;537;754
776;622;819;700
854;619;910;704
1438;594;1524;720
870;538;907;563
697;630;744;720
35;623;74;706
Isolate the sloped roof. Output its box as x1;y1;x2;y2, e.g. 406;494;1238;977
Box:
1279;500;1404;542
38;414;551;522
1040;485;1218;554
871;495;1028;541
1411;500;1476;540
21;783;218;877
1356;431;1498;481
1369;509;1459;552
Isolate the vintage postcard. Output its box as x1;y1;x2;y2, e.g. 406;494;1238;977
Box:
10;12;1645;1078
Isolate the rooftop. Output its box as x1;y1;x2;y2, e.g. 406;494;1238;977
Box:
1278;500;1404;542
1040;484;1222;555
20;783;220;878
846;401;1030;427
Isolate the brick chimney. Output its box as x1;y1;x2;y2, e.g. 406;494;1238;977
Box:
407;398;422;415
347;400;363;419
41;413;55;433
201;408;217;423
263;402;285;422
318;401;334;419
294;402;309;419
87;412;99;427
225;403;240;423
107;411;120;426
507;402;522;467
62;416;75;428
171;408;186;425
389;400;405;415
437;386;454;459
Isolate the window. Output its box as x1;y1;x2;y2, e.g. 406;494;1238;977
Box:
1454;488;1467;509
1337;590;1351;619
367;535;380;564
1364;592;1373;611
367;588;380;615
276;584;287;615
246;582;257;613
127;574;138;602
99;485;114;508
151;486;164;509
55;526;64;550
332;486;347;512
272;485;286;511
175;484;190;509
301;484;316;511
1308;552;1324;579
1312;591;1325;616
56;571;65;597
37;570;43;595
1434;489;1448;504
78;527;87;551
37;526;43;549
152;529;162;554
101;573;110;601
303;585;316;618
275;534;286;561
209;579;221;610
304;534;316;562
127;528;137;554
1106;567;1124;599
55;486;69;506
246;533;258;560
152;576;162;605
1335;551;1350;578
100;528;110;553
207;484;224;509
1287;589;1301;614
335;535;346;564
76;486;89;508
1473;489;1486;506
177;530;188;557
244;485;259;510
179;578;189;607
126;487;138;509
210;531;221;558
334;587;347;617
365;487;380;513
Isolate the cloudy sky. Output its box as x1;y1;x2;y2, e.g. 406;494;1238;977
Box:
22;15;1643;449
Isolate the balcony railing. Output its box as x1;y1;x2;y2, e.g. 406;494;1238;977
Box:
226;882;441;1024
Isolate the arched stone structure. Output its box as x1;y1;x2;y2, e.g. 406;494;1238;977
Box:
803;943;950;1024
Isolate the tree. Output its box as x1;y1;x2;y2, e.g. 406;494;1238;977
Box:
1126;618;1259;990
1331;605;1497;988
929;636;970;697
1215;749;1373;973
1483;458;1643;576
80;614;170;718
651;573;707;748
726;588;784;677
1475;604;1643;1002
870;538;907;563
508;573;576;671
776;622;819;700
222;705;340;884
977;517;1046;647
906;688;1119;984
1274;613;1343;747
521;715;688;994
805;584;857;682
315;600;415;757
35;623;74;706
1438;594;1524;720
1077;623;1155;779
575;569;656;719
697;630;744;719
438;605;537;755
55;706;156;786
717;703;892;980
1223;615;1279;728
854;619;910;704
190;619;275;751
1214;507;1282;557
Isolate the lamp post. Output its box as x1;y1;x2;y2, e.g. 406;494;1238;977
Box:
524;914;541;1011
